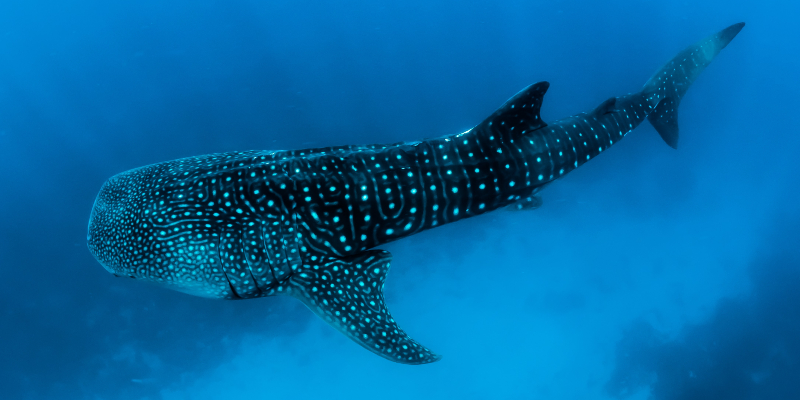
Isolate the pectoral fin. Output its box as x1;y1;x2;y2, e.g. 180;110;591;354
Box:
288;250;440;364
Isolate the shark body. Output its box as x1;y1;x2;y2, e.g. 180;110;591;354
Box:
88;23;744;364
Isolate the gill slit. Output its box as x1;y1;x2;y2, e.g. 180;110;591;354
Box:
218;232;242;299
242;225;263;297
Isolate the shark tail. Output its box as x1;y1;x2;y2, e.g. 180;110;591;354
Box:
642;22;744;149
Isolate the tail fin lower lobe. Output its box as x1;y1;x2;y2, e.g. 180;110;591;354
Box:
642;22;744;148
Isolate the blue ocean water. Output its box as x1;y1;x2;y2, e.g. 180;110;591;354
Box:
1;0;798;399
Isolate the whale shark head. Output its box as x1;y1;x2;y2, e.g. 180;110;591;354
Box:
88;164;241;299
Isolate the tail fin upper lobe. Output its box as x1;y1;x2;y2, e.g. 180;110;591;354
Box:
643;22;744;148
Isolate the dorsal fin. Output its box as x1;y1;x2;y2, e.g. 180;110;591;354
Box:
590;97;617;117
475;81;549;139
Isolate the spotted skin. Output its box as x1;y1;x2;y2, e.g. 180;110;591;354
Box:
88;23;743;364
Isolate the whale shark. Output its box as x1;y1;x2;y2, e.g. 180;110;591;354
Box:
88;23;744;364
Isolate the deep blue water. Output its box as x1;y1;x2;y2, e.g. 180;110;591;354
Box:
1;1;799;399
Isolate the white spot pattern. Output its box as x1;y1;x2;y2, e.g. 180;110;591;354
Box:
86;22;743;366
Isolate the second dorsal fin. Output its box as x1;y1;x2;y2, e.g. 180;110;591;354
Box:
590;97;617;117
475;81;549;139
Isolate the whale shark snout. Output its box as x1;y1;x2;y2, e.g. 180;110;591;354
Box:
88;178;120;275
88;172;144;277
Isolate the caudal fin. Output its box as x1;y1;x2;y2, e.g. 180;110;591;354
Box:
643;22;744;148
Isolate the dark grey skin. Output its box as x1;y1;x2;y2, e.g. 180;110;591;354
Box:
88;23;744;364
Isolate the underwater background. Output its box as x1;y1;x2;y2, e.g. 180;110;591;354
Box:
1;0;798;399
